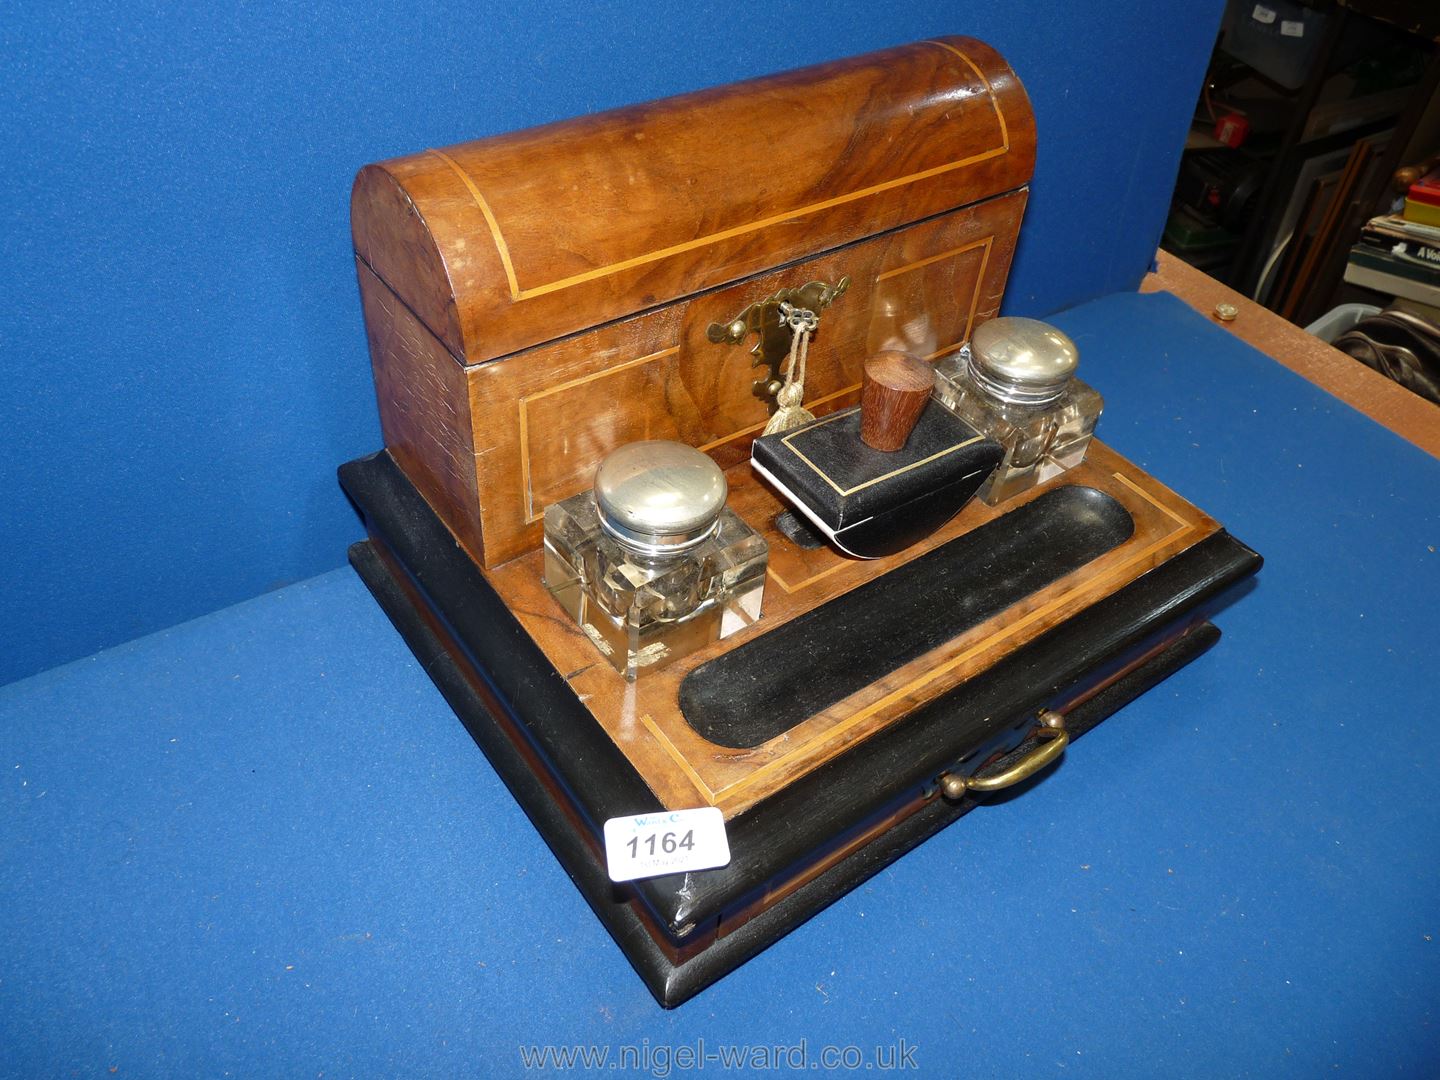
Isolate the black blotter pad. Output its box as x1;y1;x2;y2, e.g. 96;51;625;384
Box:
750;401;1003;558
679;485;1135;748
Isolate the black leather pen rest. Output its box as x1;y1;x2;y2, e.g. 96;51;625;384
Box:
749;401;1003;558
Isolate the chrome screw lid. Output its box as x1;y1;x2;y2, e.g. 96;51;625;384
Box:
969;317;1080;405
594;441;728;556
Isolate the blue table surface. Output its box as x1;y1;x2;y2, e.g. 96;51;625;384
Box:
3;291;1438;1079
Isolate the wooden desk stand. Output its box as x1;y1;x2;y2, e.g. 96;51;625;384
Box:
342;38;1261;1005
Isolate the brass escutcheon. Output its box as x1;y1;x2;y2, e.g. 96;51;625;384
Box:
707;277;849;414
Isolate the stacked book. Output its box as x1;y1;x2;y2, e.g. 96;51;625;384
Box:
1346;213;1440;307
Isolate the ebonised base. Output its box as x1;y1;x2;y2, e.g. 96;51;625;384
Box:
339;450;1261;1006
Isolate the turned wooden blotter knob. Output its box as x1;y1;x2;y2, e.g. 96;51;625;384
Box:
860;350;933;451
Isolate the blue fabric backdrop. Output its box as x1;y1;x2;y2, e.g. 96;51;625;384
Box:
0;1;1223;686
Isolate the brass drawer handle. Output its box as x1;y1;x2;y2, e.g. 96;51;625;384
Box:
940;711;1068;799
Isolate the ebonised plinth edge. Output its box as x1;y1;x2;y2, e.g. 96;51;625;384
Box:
339;450;1261;1007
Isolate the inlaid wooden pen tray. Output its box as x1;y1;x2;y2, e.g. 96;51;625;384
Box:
483;442;1218;819
340;37;1261;1006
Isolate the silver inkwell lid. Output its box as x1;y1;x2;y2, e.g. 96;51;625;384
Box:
594;440;728;557
968;317;1080;406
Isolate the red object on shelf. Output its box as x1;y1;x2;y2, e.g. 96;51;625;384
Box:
1408;168;1440;208
1214;113;1250;149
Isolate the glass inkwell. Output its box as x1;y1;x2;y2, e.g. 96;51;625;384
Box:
543;441;768;679
933;316;1102;505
